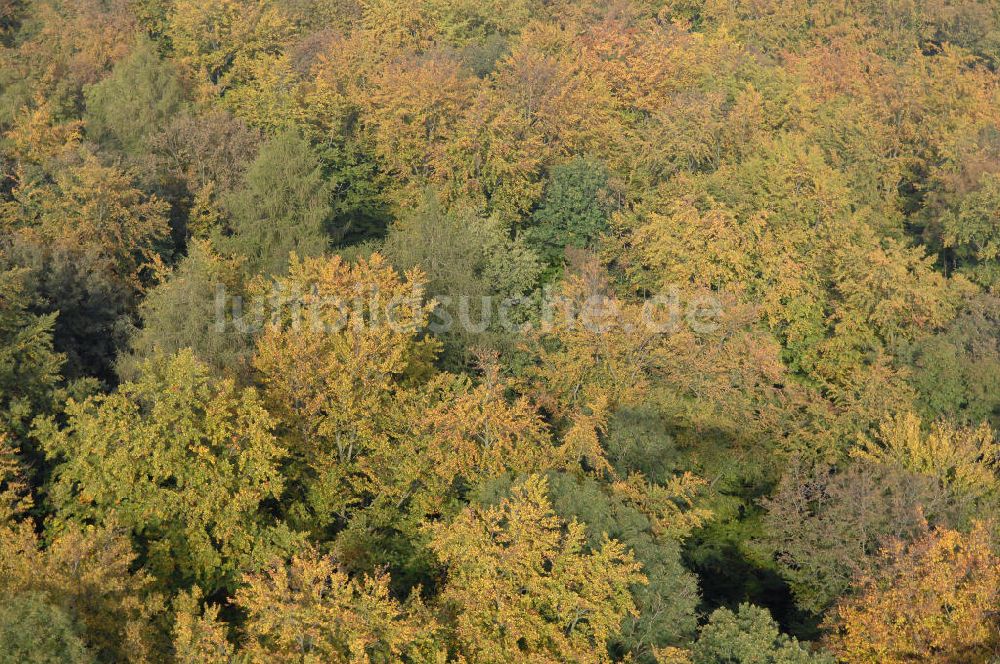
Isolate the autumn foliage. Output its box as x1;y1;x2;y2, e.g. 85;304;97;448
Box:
1;0;999;661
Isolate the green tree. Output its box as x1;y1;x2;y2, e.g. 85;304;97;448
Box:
222;130;333;275
382;191;539;366
0;592;93;664
937;171;1000;288
0;266;62;440
3;237;133;382
117;240;252;381
84;38;186;154
692;604;833;664
901;293;1000;429
526;157;613;270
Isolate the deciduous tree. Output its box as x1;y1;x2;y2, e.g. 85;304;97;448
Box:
37;350;292;592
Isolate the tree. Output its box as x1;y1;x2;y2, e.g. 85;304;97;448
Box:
852;412;1000;507
36;349;292;593
427;475;644;663
365;51;474;189
234;548;443;662
759;458;960;615
936;171;1000;288
519;254;789;475
525;156;613;270
251;252;436;501
222;129;333;275
84;38;186;154
13;154;170;290
0;592;93;664
381;191;540;366
441;0;539;41
618;133;960;408
827;523;1000;663
691;604;833;664
901;293;1000;429
0;520;163;663
170;588;233;664
149;109;261;194
116;240;253;381
0;265;62;440
527;471;705;659
3;234;134;382
167;0;292;93
0;433;31;523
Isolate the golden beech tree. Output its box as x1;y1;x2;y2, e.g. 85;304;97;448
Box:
365;52;475;190
0;0;139;113
1;99;83;186
427;475;645;663
11;154;170;291
827;522;1000;663
0;518;163;663
521;253;791;468
168;0;293;95
251;253;562;547
447;27;614;222
420;363;554;488
221;52;306;134
358;0;437;54
170;588;233;664
251;253;438;524
520;260;664;474
252;253;436;454
852;413;1000;504
35;350;290;593
611;472;712;542
234;548;444;663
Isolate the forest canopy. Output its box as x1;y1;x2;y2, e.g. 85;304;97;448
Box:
1;0;1000;662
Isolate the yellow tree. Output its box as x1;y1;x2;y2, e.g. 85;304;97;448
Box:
0;0;139;113
234;548;444;663
0;434;30;523
521;253;789;469
0;518;163;663
251;253;438;525
852;412;1000;506
826;522;1000;663
448;24;614;222
36;350;290;593
420;361;554;489
520;259;663;474
168;0;293;95
427;475;644;663
171;588;233;664
23;155;170;290
365;52;475;196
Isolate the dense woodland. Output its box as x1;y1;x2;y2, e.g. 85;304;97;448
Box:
1;0;1000;661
